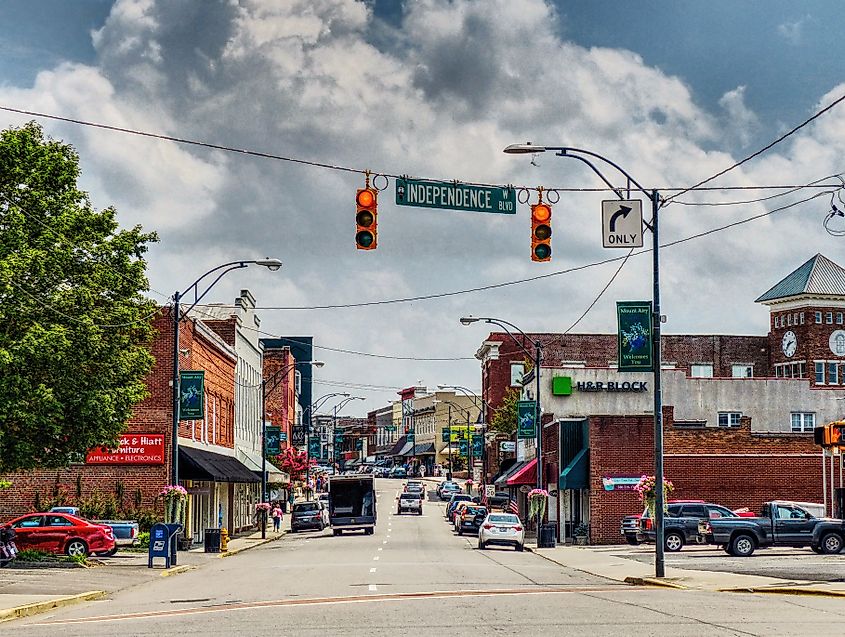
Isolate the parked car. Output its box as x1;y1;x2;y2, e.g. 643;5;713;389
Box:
3;513;115;557
478;513;524;551
396;493;423;515
388;467;408;479
455;505;488;535
291;501;330;532
446;494;474;522
703;500;845;556
620;514;642;545
405;480;426;495
639;501;740;552
439;482;463;501
487;491;511;508
49;506;139;555
452;501;478;530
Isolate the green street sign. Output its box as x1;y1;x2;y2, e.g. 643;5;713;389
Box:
265;426;281;455
395;178;516;214
179;370;204;420
517;400;536;439
406;431;415;445
384;425;397;432
617;301;654;371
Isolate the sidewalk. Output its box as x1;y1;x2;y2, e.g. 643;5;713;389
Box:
527;543;845;597
0;529;286;623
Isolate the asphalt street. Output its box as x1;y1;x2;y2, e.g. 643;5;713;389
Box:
11;479;845;636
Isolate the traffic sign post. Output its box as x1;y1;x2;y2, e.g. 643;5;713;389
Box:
602;200;643;248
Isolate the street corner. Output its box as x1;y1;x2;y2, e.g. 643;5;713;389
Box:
160;565;195;577
623;576;688;589
0;591;106;623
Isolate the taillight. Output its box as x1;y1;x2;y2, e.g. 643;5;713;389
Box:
483;524;493;529
131;527;137;538
514;526;522;531
644;518;653;530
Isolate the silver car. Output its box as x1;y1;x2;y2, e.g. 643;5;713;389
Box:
477;513;524;551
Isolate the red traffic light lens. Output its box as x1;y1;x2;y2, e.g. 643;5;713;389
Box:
356;211;375;227
357;189;376;208
356;230;375;248
534;224;551;240
533;244;551;260
532;204;551;222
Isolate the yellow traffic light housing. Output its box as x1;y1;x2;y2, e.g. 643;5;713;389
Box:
531;202;552;262
356;187;378;250
815;421;845;448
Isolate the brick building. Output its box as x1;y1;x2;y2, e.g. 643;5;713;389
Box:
480;254;845;544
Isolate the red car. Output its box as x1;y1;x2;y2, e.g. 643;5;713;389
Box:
2;512;115;557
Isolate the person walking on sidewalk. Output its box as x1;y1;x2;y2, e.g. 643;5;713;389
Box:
271;503;282;532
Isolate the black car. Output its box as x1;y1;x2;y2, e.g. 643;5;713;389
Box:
456;505;488;535
291;501;328;532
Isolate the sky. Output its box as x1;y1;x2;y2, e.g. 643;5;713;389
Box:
1;0;844;417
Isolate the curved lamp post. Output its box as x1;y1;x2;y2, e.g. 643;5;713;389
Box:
438;385;492;482
329;396;366;469
505;142;666;577
302;392;351;496
461;316;543;547
171;258;282;487
434;398;476;480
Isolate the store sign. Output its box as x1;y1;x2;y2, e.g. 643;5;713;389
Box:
617;301;654;371
553;375;647;395
86;434;165;465
265;426;281;454
179;370;205;420
292;425;307;447
500;441;516;452
601;476;643;491
517;400;537;439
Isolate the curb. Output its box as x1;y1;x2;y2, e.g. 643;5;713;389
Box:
160;565;194;577
220;531;286;558
0;590;106;623
624;576;688;589
720;586;845;598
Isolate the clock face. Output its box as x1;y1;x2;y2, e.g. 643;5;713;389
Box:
782;330;797;358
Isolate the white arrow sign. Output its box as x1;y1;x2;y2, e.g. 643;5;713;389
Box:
602;200;643;248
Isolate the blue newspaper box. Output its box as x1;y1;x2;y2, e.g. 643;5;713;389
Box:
148;522;182;569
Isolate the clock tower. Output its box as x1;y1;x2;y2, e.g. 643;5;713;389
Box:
756;254;845;387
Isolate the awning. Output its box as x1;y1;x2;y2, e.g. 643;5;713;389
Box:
389;435;408;456
396;441;414;456
179;447;260;483
490;458;518;484
494;461;527;487
412;443;435;455
238;449;290;484
507;458;537;486
559;448;589;490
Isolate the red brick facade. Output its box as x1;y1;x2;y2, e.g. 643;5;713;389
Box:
263;348;297;449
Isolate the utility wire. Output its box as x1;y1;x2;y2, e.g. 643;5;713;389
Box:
664;92;845;204
670;172;843;207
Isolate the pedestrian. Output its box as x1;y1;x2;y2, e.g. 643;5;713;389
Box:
419;465;426;478
271;503;282;532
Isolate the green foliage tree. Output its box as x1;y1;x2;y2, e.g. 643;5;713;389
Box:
490;387;520;435
0;122;158;472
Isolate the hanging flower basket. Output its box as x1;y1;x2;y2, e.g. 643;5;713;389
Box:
159;485;187;525
634;475;674;518
527;488;549;520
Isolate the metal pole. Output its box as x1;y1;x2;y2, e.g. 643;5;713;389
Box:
652;190;665;578
823;448;828;517
305;408;311;502
447;404;453;481
535;341;543;548
261;378;267;539
467;409;472;483
171;292;181;487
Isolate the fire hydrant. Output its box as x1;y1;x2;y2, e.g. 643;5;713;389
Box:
220;528;229;552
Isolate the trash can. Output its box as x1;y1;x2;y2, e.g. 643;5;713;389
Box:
204;528;221;553
539;523;557;548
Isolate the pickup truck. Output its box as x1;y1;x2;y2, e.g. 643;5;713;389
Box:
49;507;139;555
638;501;743;552
702;500;845;557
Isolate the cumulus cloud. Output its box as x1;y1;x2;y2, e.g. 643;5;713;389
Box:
1;0;842;410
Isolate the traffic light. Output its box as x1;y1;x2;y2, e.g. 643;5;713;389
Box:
815;421;845;447
531;202;552;262
356;188;378;250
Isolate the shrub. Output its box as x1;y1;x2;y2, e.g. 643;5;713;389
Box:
137;531;150;548
16;549;52;562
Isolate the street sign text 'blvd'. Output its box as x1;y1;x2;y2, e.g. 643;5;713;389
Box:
396;178;516;214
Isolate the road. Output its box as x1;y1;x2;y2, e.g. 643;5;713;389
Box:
12;479;845;636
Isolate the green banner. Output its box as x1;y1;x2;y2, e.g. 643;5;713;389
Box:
517;400;536;439
441;428;451;443
354;438;363;451
458;439;468;457
617;301;654;371
472;434;484;457
265;426;281;455
179;371;204;420
308;437;321;457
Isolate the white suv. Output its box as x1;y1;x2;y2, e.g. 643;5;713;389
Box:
397;493;423;515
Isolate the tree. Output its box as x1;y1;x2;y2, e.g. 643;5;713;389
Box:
490;387;520;435
273;447;313;482
0;122;158;472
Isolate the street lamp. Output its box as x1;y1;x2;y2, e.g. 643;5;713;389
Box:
261;360;324;505
171;258;282;487
505;142;666;577
461;316;543;547
302;391;350;497
438;385;492;483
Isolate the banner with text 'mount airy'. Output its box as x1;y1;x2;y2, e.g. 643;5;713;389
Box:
617;301;654;372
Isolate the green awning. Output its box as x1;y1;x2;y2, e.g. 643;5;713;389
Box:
559;447;589;490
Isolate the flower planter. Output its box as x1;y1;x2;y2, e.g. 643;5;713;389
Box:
574;535;588;546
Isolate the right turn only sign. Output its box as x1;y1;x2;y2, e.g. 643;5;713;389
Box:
602;199;643;248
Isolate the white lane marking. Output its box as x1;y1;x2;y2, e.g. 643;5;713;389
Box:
369;584;377;592
378;548;383;551
382;540;388;544
369;567;377;573
373;556;379;561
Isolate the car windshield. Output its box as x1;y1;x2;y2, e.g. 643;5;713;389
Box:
488;514;520;524
400;494;420;500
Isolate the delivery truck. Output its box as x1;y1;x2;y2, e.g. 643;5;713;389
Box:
328;475;376;535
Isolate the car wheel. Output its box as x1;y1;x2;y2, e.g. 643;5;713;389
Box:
515;543;524;552
478;540;485;550
417;510;422;516
96;547;118;557
820;532;844;555
811;545;824;554
318;522;325;532
625;535;640;546
457;527;463;536
66;539;89;558
664;532;684;552
333;529;341;536
729;533;756;557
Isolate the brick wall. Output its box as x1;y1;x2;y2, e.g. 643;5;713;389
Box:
263;348;296;449
584;409;841;544
769;305;845;387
